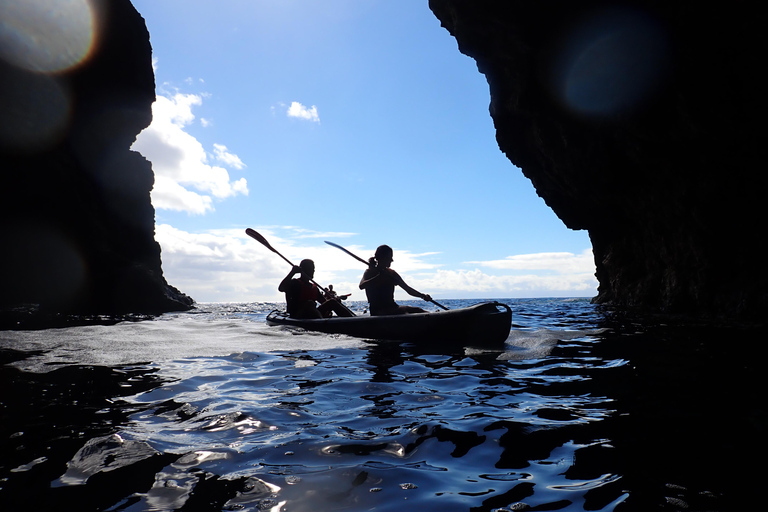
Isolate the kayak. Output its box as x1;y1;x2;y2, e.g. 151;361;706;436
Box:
266;301;512;346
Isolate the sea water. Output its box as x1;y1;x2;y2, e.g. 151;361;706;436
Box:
0;298;762;511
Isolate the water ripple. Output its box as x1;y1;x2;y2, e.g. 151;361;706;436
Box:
0;298;759;511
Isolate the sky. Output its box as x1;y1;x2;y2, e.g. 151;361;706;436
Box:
128;0;598;303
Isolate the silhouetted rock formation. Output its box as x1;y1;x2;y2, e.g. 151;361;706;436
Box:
0;0;193;321
430;0;767;318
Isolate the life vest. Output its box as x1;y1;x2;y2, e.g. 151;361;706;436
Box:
286;279;320;317
297;280;319;302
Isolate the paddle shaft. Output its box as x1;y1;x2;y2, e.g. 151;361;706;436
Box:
324;240;369;266
324;240;448;311
246;228;354;315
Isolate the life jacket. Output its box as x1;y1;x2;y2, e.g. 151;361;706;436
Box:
286;279;320;317
297;280;319;302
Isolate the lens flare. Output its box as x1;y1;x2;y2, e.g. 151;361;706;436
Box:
549;7;670;117
0;64;71;151
0;0;96;73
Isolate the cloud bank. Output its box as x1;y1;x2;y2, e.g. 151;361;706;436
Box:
156;226;598;302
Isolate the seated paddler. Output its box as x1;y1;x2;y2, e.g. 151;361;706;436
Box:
359;244;432;316
279;259;352;319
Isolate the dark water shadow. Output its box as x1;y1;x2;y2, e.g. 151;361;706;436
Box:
568;314;766;510
0;348;173;511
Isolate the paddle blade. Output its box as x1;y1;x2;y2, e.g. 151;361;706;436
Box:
246;228;275;252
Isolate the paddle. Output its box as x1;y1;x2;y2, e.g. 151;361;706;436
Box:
324;240;449;311
246;228;355;316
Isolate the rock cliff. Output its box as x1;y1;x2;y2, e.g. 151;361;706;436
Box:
430;0;767;318
0;0;193;322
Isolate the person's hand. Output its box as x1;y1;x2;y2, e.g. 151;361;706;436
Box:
291;265;302;275
422;293;432;302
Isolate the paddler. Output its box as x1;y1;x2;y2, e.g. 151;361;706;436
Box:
279;259;350;319
359;245;432;315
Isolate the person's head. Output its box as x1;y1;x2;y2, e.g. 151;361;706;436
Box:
373;245;393;268
299;259;315;279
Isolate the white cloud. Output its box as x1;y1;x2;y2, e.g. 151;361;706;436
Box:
184;77;205;85
132;92;248;215
414;268;598;298
466;249;596;275
213;143;246;170
290;228;357;239
152;176;213;214
156;224;281;302
156;225;597;303
156;225;359;303
287;101;320;122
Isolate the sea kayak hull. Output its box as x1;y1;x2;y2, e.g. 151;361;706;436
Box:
266;301;512;346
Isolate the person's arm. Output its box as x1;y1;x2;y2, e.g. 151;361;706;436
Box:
278;265;301;292
391;270;432;302
316;284;332;304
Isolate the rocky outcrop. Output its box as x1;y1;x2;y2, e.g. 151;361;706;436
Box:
0;0;193;320
430;0;767;318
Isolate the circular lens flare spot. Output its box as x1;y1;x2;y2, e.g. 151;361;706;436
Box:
0;0;95;73
0;65;71;151
549;7;670;117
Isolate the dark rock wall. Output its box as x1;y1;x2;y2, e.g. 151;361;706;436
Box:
430;0;767;318
0;0;192;317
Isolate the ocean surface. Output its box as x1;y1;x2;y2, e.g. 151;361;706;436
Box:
0;298;762;511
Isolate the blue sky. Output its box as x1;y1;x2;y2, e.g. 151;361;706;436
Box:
129;0;597;303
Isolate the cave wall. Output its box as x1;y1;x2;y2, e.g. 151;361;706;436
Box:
429;0;767;318
0;0;192;318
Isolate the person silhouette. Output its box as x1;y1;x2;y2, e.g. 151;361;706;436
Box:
279;259;351;318
359;245;432;316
